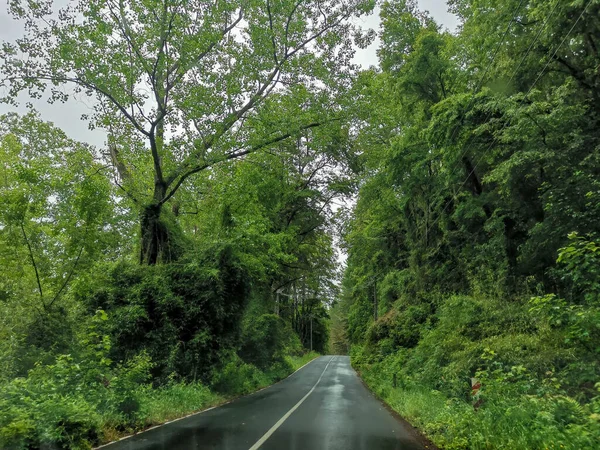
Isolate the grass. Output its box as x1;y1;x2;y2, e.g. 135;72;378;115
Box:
137;382;224;425
99;383;225;445
358;364;600;450
286;351;320;371
97;352;321;447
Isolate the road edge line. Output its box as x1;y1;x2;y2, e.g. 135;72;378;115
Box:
352;364;439;450
248;354;321;396
247;355;336;450
93;354;322;449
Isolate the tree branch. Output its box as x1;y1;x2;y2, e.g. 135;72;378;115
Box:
20;223;46;310
48;243;85;309
285;9;351;59
148;132;166;188
284;1;305;55
161;120;329;205
167;8;244;88
166;4;348;190
14;74;150;136
267;0;280;65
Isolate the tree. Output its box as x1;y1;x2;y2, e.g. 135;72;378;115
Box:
0;112;125;377
1;0;375;264
341;0;600;345
175;115;347;338
0;113;123;313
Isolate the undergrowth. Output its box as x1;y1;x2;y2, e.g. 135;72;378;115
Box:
0;308;320;450
353;291;600;450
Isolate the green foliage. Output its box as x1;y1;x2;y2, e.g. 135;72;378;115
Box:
6;0;600;447
0;306;318;449
360;354;600;450
240;314;301;370
340;1;600;447
0;106;335;447
350;247;600;448
0;311;151;449
210;353;276;396
1;0;375;264
0;112;128;302
134;382;221;427
355;290;600;448
556;233;600;305
0;112;131;381
0;0;357;446
82;244;250;383
210;350;318;397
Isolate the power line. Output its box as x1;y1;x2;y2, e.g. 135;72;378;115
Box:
443;0;527;156
450;0;562;168
390;0;560;246
429;0;587;230
359;1;578;282
460;0;591;198
389;0;531;244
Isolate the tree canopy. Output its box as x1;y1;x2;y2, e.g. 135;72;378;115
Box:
1;0;600;448
2;0;375;263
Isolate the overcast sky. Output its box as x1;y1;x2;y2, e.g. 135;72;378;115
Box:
0;1;458;148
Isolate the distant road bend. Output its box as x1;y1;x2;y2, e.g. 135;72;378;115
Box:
100;356;426;450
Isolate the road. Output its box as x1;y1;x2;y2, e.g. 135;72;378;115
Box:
101;356;426;450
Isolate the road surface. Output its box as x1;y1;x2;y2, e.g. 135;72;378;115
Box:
101;356;426;450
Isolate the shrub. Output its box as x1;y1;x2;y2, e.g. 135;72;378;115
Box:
82;244;250;383
0;311;153;449
239;314;298;370
210;353;269;396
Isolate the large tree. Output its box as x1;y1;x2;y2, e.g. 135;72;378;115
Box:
1;0;375;263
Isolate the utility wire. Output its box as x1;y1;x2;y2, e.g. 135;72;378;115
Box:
442;0;527;157
376;0;528;242
450;0;562;167
428;0;586;230
361;0;572;283
389;0;529;250
395;0;552;253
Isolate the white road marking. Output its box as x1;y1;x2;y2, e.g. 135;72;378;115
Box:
94;356;321;449
248;356;337;450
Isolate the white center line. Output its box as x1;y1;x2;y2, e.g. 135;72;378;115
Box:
248;356;337;450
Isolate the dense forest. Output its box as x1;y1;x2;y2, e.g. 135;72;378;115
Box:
0;0;365;447
0;0;599;449
334;0;600;448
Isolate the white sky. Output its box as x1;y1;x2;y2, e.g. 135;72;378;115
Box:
0;1;458;148
354;1;459;68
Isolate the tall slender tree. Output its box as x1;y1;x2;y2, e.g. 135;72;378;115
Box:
1;0;375;263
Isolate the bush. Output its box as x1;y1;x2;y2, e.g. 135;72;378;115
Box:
210;349;308;397
82;244;250;383
352;291;600;448
0;311;152;449
210;354;270;396
239;314;300;370
136;381;220;426
356;349;600;450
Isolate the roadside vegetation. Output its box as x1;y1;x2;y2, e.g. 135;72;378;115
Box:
1;0;599;449
0;110;328;448
0;108;332;448
336;1;600;449
0;0;366;446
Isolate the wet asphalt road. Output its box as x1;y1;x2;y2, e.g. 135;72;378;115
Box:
100;356;425;450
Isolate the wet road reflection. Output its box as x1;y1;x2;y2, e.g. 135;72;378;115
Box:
101;357;425;450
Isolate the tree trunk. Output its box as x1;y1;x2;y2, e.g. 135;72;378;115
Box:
140;203;170;265
462;156;492;218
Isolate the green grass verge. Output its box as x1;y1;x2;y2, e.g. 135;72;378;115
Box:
357;363;600;450
98;352;321;447
286;351;320;371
